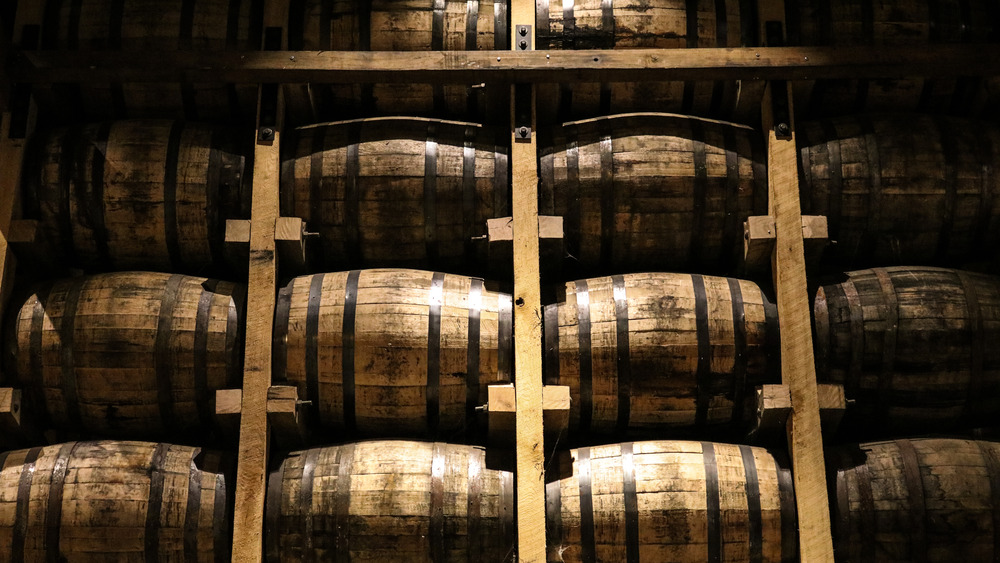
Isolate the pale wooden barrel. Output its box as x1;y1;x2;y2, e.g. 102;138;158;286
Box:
4;271;245;438
26;0;261;123
0;440;230;562
273;269;513;439
544;273;780;436
265;440;516;562
539;114;768;276
22;119;249;274
828;438;1000;562
546;440;798;562
535;0;763;124
813;266;1000;435
798;114;1000;268
280;118;509;272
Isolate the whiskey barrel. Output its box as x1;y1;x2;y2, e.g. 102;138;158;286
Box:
0;440;230;562
813;266;1000;435
828;438;1000;562
265;440;516;562
544;273;780;436
786;0;998;118
546;440;798;562
4;271;245;438
798;114;1000;268
26;0;261;123
22;119;249;274
282;0;508;124
535;0;763;124
272;269;513;439
539;114;768;276
281;118;509;272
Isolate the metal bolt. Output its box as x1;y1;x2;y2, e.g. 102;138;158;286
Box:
497;56;501;61
259;127;275;141
519;26;527;36
519;127;528;137
289;55;296;61
776;123;790;136
519;40;527;49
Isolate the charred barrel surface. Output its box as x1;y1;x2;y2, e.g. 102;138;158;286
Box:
265;440;516;562
546;440;798;562
22;120;249;274
273;269;513;439
0;440;231;562
813;266;1000;435
828;438;1000;562
539;114;768;276
544;273;780;436
4;271;245;438
281;118;510;272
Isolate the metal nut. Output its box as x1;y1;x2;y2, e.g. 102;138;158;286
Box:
519;127;528;137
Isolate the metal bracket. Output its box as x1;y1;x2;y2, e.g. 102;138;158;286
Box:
516;25;531;51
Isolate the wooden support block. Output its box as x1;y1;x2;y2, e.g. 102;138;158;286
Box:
744;215;829;274
225;219;251;269
274;216;307;275
542;385;570;445
754;384;792;433
0;387;22;430
266;385;307;448
487;215;563;279
487;383;572;448
817;383;847;436
214;388;242;440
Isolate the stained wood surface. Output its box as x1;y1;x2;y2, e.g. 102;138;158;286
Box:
798;114;1000;268
22;119;249;274
538;113;768;276
544;272;780;437
280;118;509;273
0;440;230;562
545;440;797;562
828;438;1000;562
273;268;513;439
814;266;1000;436
0;114;24;379
265;440;516;562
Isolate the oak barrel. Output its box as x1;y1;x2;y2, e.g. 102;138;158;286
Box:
535;0;763;124
813;266;1000;435
265;440;516;562
22;119;249;274
539;114;768;276
272;269;513;439
4;271;245;438
546;440;798;562
0;440;230;562
26;0;261;123
798;114;1000;268
281;118;509;272
544;272;780;436
828;438;1000;562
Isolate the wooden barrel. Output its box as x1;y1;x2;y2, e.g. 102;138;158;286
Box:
4;271;245;438
26;0;261;123
282;0;509;124
546;440;798;562
265;440;516;562
22;119;250;274
813;266;1000;435
0;440;230;562
798;114;1000;268
273;269;513;439
280;118;509;272
535;0;763;124
786;0;999;118
827;438;1000;562
539;114;768;276
544;273;780;436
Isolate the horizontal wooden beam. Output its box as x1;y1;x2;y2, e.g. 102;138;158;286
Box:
9;44;1000;85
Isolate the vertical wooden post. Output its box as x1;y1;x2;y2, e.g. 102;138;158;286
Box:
0;112;24;356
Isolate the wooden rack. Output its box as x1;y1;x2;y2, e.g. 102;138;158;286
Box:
2;1;999;561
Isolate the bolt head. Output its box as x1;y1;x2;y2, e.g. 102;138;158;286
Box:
519;26;527;36
519;127;528;137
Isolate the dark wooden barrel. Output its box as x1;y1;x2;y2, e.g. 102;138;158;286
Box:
798;114;1000;268
828;438;1000;562
786;0;999;118
535;0;763;124
538;114;768;276
265;440;516;562
280;118;510;272
25;0;262;123
544;273;780;436
272;269;513;439
22;119;249;274
3;271;245;438
546;440;798;562
0;440;230;562
282;0;509;124
813;266;1000;435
